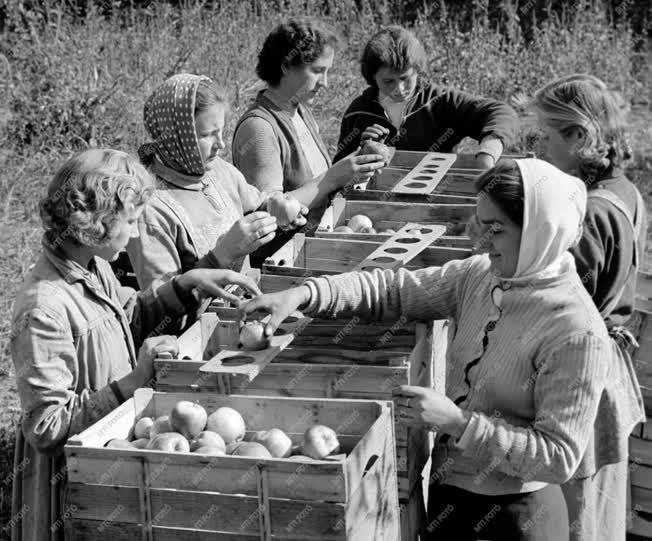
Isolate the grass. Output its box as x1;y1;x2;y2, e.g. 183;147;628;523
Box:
0;0;651;534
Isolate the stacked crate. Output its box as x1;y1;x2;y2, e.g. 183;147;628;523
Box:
628;272;652;538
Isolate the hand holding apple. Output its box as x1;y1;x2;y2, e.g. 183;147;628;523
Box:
239;321;268;351
238;287;311;338
360;140;392;166
266;192;307;231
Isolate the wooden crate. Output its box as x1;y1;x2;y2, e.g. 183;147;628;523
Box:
64;389;399;541
317;195;475;239
260;234;471;289
154;308;445;508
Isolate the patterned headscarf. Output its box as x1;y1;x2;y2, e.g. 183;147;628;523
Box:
140;73;210;176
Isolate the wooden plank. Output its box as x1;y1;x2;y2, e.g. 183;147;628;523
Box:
353;224;446;272
343;188;476;205
631;436;652;467
638;272;652;301
629;511;652;537
343;199;475;225
632;485;652;514
390;153;457;194
315;228;473;248
631;462;652;490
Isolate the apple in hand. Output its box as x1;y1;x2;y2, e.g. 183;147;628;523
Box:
106;439;134;449
190;431;226;453
267;193;303;230
206;407;246;445
347;215;373;233
301;425;340;460
239;321;268;351
170;401;208;439
250;428;292;458
227;441;272;458
134;417;154;439
360;140;392;166
149;415;172;438
147;433;190;452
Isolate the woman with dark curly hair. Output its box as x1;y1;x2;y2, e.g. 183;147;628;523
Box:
232;19;385;266
9;149;260;541
531;74;647;541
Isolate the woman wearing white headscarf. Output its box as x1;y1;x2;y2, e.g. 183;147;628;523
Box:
241;158;613;539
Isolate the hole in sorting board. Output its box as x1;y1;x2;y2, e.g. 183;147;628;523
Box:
221;355;256;366
274;327;289;336
385;247;409;254
429;157;446;161
422;167;438;173
404;181;428;189
406;227;433;235
283;316;299;323
413;175;433;181
373;256;396;263
395;237;420;244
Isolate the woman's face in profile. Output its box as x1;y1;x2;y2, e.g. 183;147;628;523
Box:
283;46;334;106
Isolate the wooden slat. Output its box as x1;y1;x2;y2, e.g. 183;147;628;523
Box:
638;272;652;301
631;436;652;467
353;224;446;272
315;228;473;248
390;153;457;194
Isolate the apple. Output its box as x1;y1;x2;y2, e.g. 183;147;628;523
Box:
250;428;292;458
190;431;226;453
206;407;246;444
301;425;340;460
193;445;226;456
360;140;392;166
267;193;302;230
149;415;172;438
360;226;377;234
131;438;150;449
227;441;272;458
106;439;134;449
333;225;354;233
347;215;373;233
170;401;208;439
147;433;190;453
286;454;316;462
239;321;268;351
134;417;154;439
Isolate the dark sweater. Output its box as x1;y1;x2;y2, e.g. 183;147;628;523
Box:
333;83;518;162
570;170;647;329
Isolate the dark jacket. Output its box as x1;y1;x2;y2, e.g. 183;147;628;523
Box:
333;83;518;162
570;170;647;329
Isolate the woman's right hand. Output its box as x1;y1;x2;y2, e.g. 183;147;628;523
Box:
135;335;178;387
217;211;277;263
325;149;386;188
361;124;390;143
238;286;311;337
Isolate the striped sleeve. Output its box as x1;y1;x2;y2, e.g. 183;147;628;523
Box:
304;257;474;323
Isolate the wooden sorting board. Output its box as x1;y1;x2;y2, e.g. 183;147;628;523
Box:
197;312;311;393
390;152;457;194
353;223;446;272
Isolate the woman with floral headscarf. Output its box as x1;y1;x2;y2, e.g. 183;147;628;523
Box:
127;74;373;291
240;158;616;540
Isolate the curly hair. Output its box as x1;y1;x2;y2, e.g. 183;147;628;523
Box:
532;74;631;183
40;149;154;248
195;78;230;116
361;25;427;87
475;159;524;227
256;19;338;87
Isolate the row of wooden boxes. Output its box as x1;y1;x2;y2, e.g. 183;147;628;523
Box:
63;150;487;540
628;272;652;538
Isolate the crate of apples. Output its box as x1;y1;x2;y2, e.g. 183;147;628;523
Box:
106;400;344;461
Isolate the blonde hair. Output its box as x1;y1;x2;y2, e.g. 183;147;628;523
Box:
40;149;154;247
532;74;631;182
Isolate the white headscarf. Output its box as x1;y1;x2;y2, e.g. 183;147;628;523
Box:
508;158;587;282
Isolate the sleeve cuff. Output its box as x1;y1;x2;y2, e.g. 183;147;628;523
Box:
303;277;332;315
454;411;483;451
476;137;504;163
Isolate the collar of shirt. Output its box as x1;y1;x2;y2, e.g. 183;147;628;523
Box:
151;156;206;191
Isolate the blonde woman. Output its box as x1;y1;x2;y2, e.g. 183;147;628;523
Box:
10;149;260;541
532;74;646;541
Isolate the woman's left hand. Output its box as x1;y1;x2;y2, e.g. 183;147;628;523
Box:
177;269;263;305
392;385;470;438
